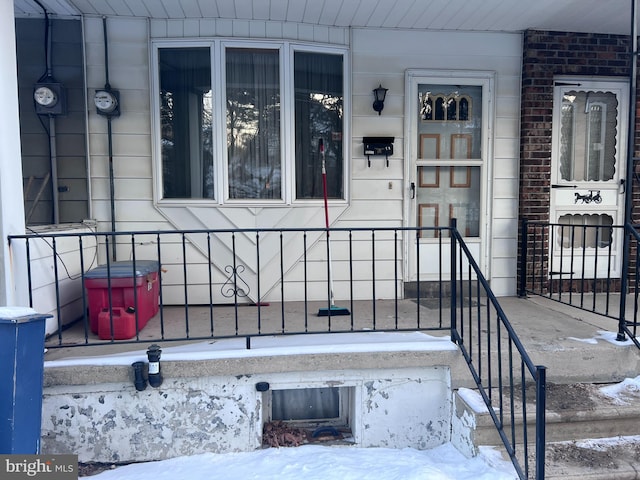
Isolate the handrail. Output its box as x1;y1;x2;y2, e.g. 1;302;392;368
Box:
451;223;545;480
9;223;545;479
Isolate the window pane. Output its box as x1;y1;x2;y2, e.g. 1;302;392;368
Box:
295;52;344;199
417;85;482;160
416;166;481;237
159;47;213;199
226;48;281;199
559;91;617;182
272;388;340;421
556;214;613;248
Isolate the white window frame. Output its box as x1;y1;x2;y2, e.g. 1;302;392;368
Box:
150;39;350;207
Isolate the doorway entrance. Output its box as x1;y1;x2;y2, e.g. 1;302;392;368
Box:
405;71;494;287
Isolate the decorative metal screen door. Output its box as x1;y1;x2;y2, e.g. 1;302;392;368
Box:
550;79;628;278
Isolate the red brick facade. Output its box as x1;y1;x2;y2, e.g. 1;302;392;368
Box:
520;30;633;222
518;30;640;292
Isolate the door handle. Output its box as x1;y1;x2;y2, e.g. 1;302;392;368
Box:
551;184;577;189
410;182;416;199
620;178;626;194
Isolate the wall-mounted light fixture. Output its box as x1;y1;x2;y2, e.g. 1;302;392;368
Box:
372;84;388;115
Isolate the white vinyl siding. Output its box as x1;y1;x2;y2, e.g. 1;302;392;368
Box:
83;15;522;301
351;28;522;296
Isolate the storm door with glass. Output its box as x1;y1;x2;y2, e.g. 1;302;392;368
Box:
550;79;628;278
407;74;492;282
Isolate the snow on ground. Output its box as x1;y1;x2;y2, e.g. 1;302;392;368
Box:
568;330;635;346
87;443;518;480
44;331;456;367
599;375;640;404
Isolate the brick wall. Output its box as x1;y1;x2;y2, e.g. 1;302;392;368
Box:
519;30;639;293
519;30;632;223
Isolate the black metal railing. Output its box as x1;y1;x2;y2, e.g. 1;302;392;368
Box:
450;221;546;480
9;223;545;479
618;223;640;347
520;219;640;349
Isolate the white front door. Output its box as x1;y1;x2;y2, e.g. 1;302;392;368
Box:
550;78;628;278
405;71;494;282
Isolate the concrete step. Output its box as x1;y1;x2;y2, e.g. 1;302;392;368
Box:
542;436;640;480
454;380;640;479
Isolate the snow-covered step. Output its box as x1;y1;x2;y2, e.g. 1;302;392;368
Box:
453;378;640;479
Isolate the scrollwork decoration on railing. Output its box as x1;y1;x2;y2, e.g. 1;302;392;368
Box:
221;264;250;298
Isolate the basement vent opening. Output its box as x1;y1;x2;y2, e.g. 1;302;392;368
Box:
264;386;353;446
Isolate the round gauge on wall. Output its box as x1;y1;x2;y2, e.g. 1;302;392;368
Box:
94;89;120;116
34;85;58;107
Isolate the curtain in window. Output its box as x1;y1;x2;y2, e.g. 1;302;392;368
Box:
159;47;213;199
226;48;281;200
559;91;617;182
294;52;344;199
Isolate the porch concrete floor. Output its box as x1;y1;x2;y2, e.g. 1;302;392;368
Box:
44;295;640;384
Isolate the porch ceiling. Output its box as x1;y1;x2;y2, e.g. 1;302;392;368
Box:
12;0;637;36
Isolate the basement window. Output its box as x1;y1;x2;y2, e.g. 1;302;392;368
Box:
265;386;353;445
271;387;350;425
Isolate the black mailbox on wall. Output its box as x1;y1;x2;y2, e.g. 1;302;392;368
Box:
363;137;394;167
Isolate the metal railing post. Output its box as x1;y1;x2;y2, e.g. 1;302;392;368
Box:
535;365;547;480
450;218;458;343
519;218;528;298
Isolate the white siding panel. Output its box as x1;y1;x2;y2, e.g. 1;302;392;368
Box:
493;178;518;199
104;17;149;42
249;20;267;37
340;201;402;227
489;277;515;297
493;138;519;162
493;199;519;219
82;19;522;300
297;23;315;41
150;19;169;38
184;19;201;36
89;155;153;178
199;19;216;36
90;178;154;201
492;218;519;239
352;28;522;296
492;238;518;258
492;156;518;179
91;200;164;223
216;19;234;36
232;20;251;36
265;22;283;38
492;257;517;278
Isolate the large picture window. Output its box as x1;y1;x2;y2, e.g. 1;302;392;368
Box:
156;42;346;203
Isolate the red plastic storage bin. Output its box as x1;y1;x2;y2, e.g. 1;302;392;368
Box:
84;260;159;335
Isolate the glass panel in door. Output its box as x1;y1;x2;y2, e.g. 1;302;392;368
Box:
415;84;482;239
